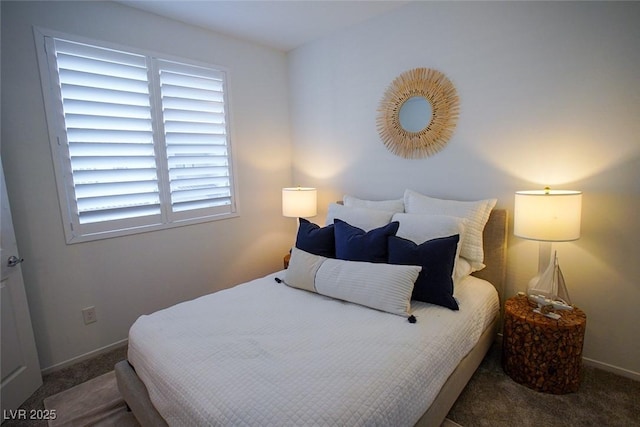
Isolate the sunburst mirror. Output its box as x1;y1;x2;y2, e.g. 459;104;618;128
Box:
376;68;459;159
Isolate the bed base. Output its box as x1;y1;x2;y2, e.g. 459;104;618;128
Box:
415;316;497;426
115;359;168;427
115;317;497;427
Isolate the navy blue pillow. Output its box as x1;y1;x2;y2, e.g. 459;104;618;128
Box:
388;234;460;310
334;219;399;263
295;218;335;258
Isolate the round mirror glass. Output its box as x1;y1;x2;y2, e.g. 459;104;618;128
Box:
398;96;433;132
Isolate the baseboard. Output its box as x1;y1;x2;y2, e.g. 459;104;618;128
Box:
583;357;640;382
41;338;128;375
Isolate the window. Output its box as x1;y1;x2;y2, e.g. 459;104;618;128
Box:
36;30;237;243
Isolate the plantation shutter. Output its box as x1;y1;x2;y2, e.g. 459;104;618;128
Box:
157;60;233;219
39;32;237;242
49;38;162;233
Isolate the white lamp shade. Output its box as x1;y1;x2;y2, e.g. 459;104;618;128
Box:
282;187;317;218
514;190;582;241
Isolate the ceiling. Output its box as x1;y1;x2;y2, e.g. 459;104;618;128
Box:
118;1;410;52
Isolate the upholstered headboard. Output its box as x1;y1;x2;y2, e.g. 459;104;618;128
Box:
472;209;508;305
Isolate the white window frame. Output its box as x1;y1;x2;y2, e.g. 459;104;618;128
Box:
34;28;238;243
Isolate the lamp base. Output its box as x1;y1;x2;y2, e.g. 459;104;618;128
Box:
526;249;572;306
526;241;552;297
527;275;543;293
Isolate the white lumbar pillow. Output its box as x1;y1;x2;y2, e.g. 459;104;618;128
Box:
284;247;420;316
283;247;326;293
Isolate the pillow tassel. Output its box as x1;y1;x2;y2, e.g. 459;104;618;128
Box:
408;315;417;324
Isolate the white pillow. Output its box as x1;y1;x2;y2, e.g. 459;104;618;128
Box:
453;257;473;282
284;247;420;316
343;195;404;213
283;246;326;293
325;203;395;232
392;213;469;281
403;189;497;271
392;213;466;244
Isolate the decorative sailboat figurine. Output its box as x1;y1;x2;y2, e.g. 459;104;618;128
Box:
528;251;573;319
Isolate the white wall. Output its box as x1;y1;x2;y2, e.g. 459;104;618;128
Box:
288;2;640;377
3;0;639;378
1;1;294;370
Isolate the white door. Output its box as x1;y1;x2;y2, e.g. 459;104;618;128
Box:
1;159;42;414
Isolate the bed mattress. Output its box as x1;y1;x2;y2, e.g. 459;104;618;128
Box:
128;271;498;426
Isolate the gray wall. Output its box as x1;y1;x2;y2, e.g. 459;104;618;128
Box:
288;1;640;377
1;1;294;370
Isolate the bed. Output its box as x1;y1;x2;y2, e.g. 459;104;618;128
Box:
116;192;507;427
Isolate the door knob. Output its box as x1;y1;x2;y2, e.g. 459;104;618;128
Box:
7;255;24;267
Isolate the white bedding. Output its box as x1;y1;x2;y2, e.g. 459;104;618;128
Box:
128;271;499;427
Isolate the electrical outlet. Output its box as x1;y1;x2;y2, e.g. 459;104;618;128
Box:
82;306;97;325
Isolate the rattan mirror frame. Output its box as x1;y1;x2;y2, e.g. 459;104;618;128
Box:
377;68;459;159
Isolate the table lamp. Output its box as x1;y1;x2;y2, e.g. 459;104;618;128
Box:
514;187;582;303
282;187;317;219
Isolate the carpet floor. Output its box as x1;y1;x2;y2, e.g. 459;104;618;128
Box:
2;346;128;427
4;341;639;427
43;371;138;427
447;342;640;427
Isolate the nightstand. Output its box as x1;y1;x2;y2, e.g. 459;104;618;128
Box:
502;294;586;394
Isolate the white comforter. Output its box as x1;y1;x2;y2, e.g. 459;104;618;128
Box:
128;272;498;427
